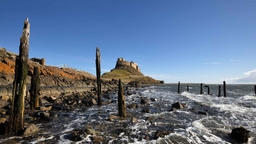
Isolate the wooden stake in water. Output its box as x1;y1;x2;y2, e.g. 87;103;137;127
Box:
200;83;203;94
178;81;180;94
30;66;40;110
7;18;30;135
218;85;221;97
223;81;226;97
187;85;189;92
118;79;126;117
254;85;256;96
204;85;210;95
96;47;102;106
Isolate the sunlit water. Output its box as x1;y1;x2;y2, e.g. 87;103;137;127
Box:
1;84;256;143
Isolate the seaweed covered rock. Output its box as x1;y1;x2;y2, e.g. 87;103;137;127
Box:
231;127;250;143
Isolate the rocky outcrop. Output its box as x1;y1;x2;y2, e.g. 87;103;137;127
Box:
231;127;250;143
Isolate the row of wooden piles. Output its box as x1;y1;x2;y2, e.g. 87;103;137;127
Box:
178;81;256;96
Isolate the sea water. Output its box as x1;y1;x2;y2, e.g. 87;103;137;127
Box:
0;84;255;144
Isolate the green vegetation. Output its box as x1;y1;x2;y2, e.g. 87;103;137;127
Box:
102;69;132;82
102;66;160;84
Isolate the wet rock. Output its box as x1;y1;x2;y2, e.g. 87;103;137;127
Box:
127;90;136;95
0;99;8;108
154;130;170;139
0;95;9;101
40;98;51;106
40;105;52;111
172;102;184;109
82;98;97;106
127;103;139;109
47;96;57;102
128;81;141;87
142;106;150;113
198;111;208;115
0;108;7;115
231;127;250;143
131;117;137;123
70;129;86;141
108;115;117;122
0;117;7;124
23;124;39;136
52;105;64;110
102;99;112;105
90;136;104;143
141;97;150;105
150;98;157;101
90;98;97;105
85;128;100;135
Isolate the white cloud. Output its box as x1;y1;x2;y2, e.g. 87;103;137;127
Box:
204;62;222;65
226;69;256;84
230;59;240;62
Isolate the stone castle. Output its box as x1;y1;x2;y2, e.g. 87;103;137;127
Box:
115;58;141;72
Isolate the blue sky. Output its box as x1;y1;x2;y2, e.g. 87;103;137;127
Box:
1;0;256;84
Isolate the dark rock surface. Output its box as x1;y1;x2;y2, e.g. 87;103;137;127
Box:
231;127;250;143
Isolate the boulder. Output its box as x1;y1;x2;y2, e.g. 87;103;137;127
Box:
108;115;117;122
172;102;184;109
131;117;137;123
23;124;39;136
0;117;7;124
150;98;157;101
127;103;139;109
198;111;208;115
0;99;8;108
90;98;97;105
85;128;100;135
70;129;86;141
140;97;150;105
154;130;170;139
0;108;7;115
40;105;52;111
90;136;104;143
231;127;250;143
142;106;150;113
0;95;9;101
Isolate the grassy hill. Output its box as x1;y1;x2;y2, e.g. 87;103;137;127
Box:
102;64;160;84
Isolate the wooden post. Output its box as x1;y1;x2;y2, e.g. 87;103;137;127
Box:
223;81;226;97
118;79;126;117
254;85;256;95
200;83;203;94
218;85;221;97
96;47;102;106
204;85;210;95
30;66;40;110
7;18;30;134
187;85;189;92
177;81;180;94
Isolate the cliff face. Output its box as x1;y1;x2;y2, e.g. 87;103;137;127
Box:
0;47;96;87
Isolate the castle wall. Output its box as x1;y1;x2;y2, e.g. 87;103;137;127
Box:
115;57;141;72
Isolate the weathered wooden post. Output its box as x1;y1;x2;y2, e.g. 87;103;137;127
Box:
177;81;180;94
118;79;126;117
200;83;203;94
254;85;256;95
204;85;210;95
187;85;189;92
30;66;40;110
96;47;102;106
7;18;30;134
218;85;221;97
223;81;226;97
